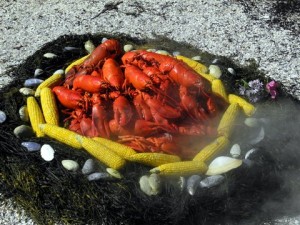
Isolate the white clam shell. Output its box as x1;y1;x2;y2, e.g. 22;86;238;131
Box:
19;87;35;96
123;44;134;52
230;144;241;158
0;110;7;123
148;173;161;194
249;127;265;145
155;50;170;55
40;144;55;161
139;175;160;196
208;65;222;78
87;172;110;181
84;40;95;53
178;176;186;191
200;175;225;188
146;48;157;52
106;168;123;179
227;67;236;75
187;175;202;195
19;105;29;122
62;160;79;172
43;53;57;58
101;37;108;43
244;117;260;127
53;69;64;75
245;148;258;159
191;55;201;61
206;156;243;176
34;68;44;77
81;158;96;175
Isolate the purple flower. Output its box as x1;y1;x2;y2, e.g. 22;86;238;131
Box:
266;81;279;99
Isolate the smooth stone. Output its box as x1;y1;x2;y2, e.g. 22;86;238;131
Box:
14;125;35;138
24;78;44;87
227;67;236;75
200;175;225;188
0;110;7;123
123;44;134;52
87;172;110;181
63;46;80;51
84;40;95;53
139;175;153;196
34;68;44;77
249;127;265;145
191;55;201;61
53;69;64;75
187;175;202;195
244;148;258;160
106;168;123;179
209;65;222;78
21;141;41;152
155;50;170;55
81;158;96;175
43;53;57;58
148;173;161;194
244;117;260;127
230;144;241;158
19;87;35;96
40;144;55;161
19;105;29;122
62;159;79;172
172;51;180;56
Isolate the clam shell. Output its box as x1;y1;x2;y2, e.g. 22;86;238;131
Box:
200;175;225;188
81;158;96;175
148;173;161;194
178;176;186;191
206;156;243;175
0;110;7;123
208;65;222;78
40;144;55;161
139;175;160;196
63;46;80;51
53;69;64;75
34;68;44;77
227;67;236;75
106;168;123;179
244;148;258;159
187;175;202;195
14;125;34;138
87;172;110;181
244;118;260;127
230;144;241;158
24;78;44;87
146;48;157;52
19;87;35;96
43;53;57;58
155;50;170;55
191;55;201;61
19;105;29;122
101;37;108;43
249;127;265;145
21;141;41;152
62;160;79;172
123;44;134;52
84;40;95;53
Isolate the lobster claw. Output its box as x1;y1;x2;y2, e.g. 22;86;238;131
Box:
80;117;97;137
113;96;133;126
91;104;110;138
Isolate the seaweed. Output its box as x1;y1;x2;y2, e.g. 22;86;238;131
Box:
0;34;300;225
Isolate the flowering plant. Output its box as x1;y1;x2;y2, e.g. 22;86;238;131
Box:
266;80;279;99
238;79;264;103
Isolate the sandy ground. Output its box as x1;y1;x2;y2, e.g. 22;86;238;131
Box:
0;0;299;224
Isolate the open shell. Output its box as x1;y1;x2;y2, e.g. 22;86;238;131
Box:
206;156;242;175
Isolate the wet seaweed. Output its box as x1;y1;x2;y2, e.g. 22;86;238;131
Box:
0;34;300;225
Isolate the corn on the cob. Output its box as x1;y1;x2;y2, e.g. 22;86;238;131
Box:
217;103;240;138
27;96;45;137
228;94;256;116
92;137;136;160
193;136;230;162
128;153;181;167
150;160;208;176
65;54;90;73
78;136;126;170
39;124;82;149
35;73;63;97
40;87;59;125
212;79;228;102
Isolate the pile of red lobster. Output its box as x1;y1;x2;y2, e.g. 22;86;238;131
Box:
53;39;228;159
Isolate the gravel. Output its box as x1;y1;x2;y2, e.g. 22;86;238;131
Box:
0;0;299;224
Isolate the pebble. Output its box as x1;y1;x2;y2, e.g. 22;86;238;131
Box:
43;53;57;58
81;158;96;175
146;48;157;52
178;176;186;191
123;44;134;52
40;144;55;161
53;69;64;75
101;37;108;43
206;156;243;175
172;51;180;56
87;172;110;181
19;87;35;96
155;50;170;55
21;141;41;152
106;168;123;179
34;68;43;77
23;78;44;87
244;148;258;160
0;110;7;123
249;127;265;145
191;55;201;61
230;143;241;158
186;175;202;195
13;125;35;138
244;117;260;127
63;46;80;51
200;175;225;188
19;105;29;122
148;173;161;194
227;67;236;75
84;40;95;53
139;175;153;196
208;65;222;78
61;160;79;172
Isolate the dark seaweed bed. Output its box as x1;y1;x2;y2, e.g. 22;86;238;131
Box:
1;34;300;225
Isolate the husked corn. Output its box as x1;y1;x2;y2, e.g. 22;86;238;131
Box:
39;124;82;149
193;136;230;162
35;73;63;97
212;79;228;102
217;103;240;138
65;54;90;73
40;87;59;125
128;153;181;167
93;137;136;160
27;96;45;137
228;94;256;116
150;161;208;176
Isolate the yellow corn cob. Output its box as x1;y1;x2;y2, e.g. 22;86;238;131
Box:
228;94;256;116
127;153;181;167
192;136;230;162
150;161;208;176
65;54;90;73
27;96;45;137
92;137;136;160
212;79;228;102
39;124;82;149
78;136;126;170
176;55;215;83
35;73;63;97
217;103;240;138
40;87;59;125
